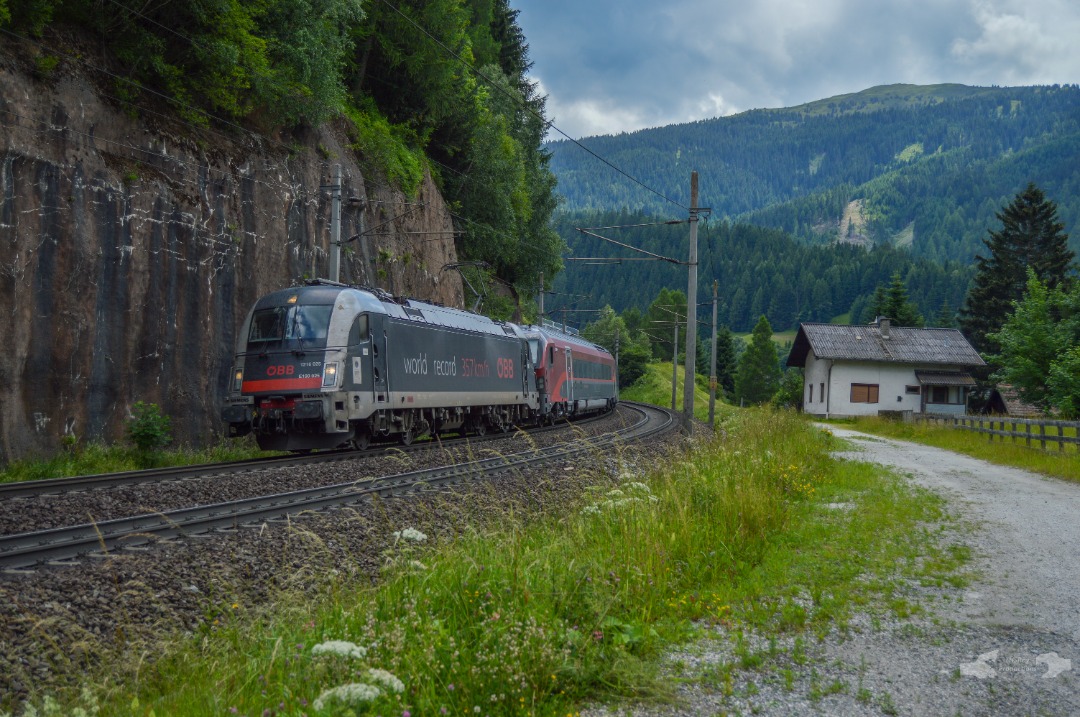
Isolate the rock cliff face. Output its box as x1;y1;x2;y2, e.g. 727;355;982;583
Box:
0;47;464;463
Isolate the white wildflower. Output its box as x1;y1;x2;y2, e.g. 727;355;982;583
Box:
581;505;601;516
312;640;368;659
605;488;624;498
393;527;428;542
626;481;651;494
367;668;405;694
313;683;381;711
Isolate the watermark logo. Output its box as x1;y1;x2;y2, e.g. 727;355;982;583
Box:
957;650;1071;680
1035;652;1071;679
959;650;998;679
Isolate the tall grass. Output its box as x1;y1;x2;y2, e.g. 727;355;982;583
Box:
0;437;270;485
10;410;959;717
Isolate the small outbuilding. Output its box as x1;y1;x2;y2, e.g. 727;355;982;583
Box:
786;318;986;418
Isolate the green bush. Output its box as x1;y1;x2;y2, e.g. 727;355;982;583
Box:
126;402;172;453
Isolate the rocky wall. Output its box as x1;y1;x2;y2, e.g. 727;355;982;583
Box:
0;51;464;463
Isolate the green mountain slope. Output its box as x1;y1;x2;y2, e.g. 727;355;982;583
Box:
551;212;971;334
547;84;1080;262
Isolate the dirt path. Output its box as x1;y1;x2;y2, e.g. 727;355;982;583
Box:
586;427;1080;716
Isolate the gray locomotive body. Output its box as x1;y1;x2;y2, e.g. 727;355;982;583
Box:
222;282;539;451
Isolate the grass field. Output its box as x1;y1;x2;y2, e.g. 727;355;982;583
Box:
8;408;967;716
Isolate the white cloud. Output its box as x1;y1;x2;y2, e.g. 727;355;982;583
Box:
951;0;1079;82
513;0;1080;138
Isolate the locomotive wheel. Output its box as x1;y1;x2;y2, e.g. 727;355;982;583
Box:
400;427;414;446
474;422;487;437
351;433;370;450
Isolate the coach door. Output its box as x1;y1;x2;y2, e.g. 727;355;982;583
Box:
565;349;574;402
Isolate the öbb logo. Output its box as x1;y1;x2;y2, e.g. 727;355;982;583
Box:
266;365;296;377
497;357;515;379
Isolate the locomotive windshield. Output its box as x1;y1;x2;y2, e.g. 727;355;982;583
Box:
248;305;333;345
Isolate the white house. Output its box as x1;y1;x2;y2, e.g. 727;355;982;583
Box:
786;318;986;418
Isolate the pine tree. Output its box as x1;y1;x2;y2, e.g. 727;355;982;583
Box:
959;184;1075;354
864;272;924;328
933;300;957;328
714;325;738;397
734;315;781;405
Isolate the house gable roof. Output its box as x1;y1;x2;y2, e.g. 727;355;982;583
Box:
787;322;986;368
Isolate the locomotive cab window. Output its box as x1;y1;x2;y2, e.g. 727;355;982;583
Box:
350;314;370;344
249;308;286;343
287;306;331;342
527;339;540;366
248;305;332;345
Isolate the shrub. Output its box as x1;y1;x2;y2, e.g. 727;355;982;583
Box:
126;402;172;453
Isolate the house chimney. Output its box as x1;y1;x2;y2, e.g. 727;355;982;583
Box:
878;317;891;339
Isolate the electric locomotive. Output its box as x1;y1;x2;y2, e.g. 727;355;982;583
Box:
221;280;539;451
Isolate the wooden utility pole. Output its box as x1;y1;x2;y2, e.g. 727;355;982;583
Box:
709;279;718;426
683;172;700;427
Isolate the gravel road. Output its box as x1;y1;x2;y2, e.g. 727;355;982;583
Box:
587;426;1080;716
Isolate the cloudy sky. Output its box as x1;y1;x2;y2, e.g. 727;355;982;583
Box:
511;0;1080;139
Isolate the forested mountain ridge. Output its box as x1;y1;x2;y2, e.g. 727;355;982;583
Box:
552;211;971;334
547;84;1080;263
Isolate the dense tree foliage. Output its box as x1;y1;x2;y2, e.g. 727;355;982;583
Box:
579;306;651;389
861;272;924;326
551;211;971;334
735;316;781;405
547;84;1080;265
989;272;1080;417
3;0;561;300
959;184;1075;354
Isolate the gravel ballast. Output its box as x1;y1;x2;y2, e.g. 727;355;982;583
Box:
584;426;1080;717
0;407;684;708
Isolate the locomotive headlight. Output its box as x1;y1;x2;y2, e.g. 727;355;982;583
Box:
232;367;243;391
322;362;339;387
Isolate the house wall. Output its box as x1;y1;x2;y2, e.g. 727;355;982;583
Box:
801;352;967;417
802;352;832;415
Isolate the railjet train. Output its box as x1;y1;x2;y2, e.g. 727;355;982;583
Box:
221;280;618;451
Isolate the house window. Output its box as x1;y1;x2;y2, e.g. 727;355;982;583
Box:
850;383;879;403
820;382;825;402
808;384;814;403
905;385;920;395
931;386;950;404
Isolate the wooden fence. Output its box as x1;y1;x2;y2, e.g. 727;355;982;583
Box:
916;413;1080;452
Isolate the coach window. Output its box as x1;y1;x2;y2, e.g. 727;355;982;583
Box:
850;383;879;403
549;346;554;364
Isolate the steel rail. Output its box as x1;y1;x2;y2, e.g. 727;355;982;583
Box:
0;411;613;501
0;403;676;570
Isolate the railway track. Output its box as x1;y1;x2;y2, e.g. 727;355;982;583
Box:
0;403;676;570
0;408;613;501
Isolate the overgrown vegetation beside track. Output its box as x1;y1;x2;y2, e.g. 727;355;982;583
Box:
5;409;966;716
0;437;268;484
